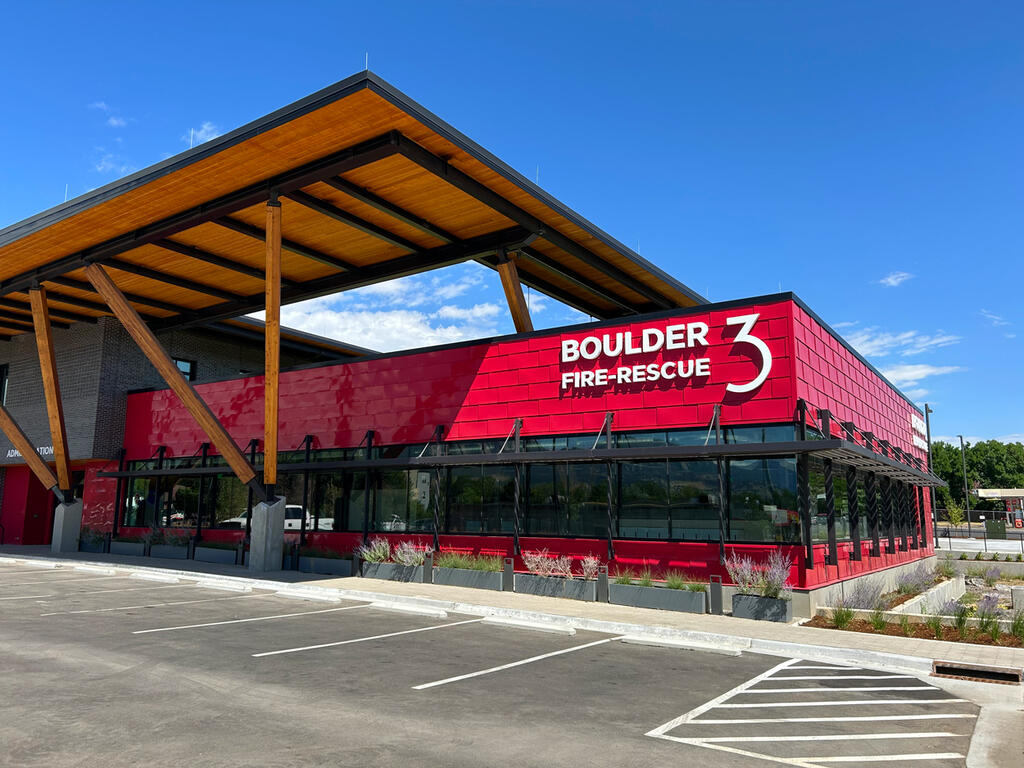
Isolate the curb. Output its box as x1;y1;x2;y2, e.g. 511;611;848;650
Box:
1;552;1006;678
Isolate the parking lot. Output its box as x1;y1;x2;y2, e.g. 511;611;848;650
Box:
0;559;978;768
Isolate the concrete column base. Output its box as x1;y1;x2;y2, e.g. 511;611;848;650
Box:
51;500;83;554
249;496;285;572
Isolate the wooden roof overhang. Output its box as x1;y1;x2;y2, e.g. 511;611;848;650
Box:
0;72;705;341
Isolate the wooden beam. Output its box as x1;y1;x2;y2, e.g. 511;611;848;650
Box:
264;200;282;491
82;263;265;500
0;405;59;491
495;251;533;333
29;287;72;492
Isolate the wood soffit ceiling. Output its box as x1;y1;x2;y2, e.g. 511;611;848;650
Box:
0;72;706;342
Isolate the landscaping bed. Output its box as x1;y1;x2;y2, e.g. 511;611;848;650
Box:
805;614;1024;647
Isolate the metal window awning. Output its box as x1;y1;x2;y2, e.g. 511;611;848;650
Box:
99;438;945;486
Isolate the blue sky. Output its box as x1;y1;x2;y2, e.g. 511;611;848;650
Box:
1;1;1021;444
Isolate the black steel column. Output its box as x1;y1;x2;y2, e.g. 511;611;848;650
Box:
908;483;919;550
155;445;166;528
713;405;727;565
510;420;522;556
866;471;880;557
605;413;616;561
195;442;209;542
798;454;813;569
847;465;861;561
112;448;126;536
824;458;838;566
244;438;258;543
430;425;445;552
299;435;313;545
361;430;374;543
882;476;896;554
917;486;928;548
898;481;909;551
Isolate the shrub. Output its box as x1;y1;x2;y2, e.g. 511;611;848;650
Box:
761;551;793;599
636;568;654;587
952;602;970;638
976;594;1002;637
1016;553;1023;562
974;552;983;561
392;540;431;566
869;609;887;632
356;537;390;563
1010;610;1024;643
845;578;885;611
163;531;189;547
724;553;759;595
612;569;633;585
664;570;688;590
685;582;708;593
898;613;911;636
832;604;854;630
983;566;1000;587
958;553;968;560
549;555;574;579
895;563;933;596
579;554;601;581
925;613;943;639
522;549;554;577
435;550;473;570
934;557;955;580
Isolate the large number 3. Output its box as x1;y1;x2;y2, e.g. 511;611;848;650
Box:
724;313;773;393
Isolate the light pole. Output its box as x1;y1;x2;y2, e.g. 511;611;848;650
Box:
958;434;972;537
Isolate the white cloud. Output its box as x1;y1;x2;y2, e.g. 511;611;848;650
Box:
106;116;126;127
843;326;961;357
93;152;134;176
980;309;1011;327
934;433;1024;445
878;271;913;287
878;363;963;388
88;101;109;111
901;387;930;401
182;121;221;146
1006;333;1017;339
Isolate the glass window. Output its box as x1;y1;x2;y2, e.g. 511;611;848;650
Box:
668;460;720;540
619;461;669;539
728;458;799;542
0;363;8;405
206;474;249;529
173;358;196;381
447;465;514;533
566;463;610;537
525;463;567;535
724;425;796;444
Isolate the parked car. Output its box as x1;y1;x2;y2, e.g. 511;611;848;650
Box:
220;506;333;530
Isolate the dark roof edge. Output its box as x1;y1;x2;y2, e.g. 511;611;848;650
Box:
228;316;375;356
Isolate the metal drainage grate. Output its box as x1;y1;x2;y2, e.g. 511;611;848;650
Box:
932;660;1023;685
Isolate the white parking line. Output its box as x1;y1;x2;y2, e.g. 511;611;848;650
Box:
58;584;193;597
41;593;268;616
770;675;915;681
689;714;977;724
0;575;125;587
689;732;961;743
647;658;800;737
0;594;54;600
253;618;484;658
715;698;967;708
803;755;963;763
412;636;623;690
133;604;369;634
785;665;862;670
742;686;938;694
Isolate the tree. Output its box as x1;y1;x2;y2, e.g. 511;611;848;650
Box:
946;498;965;528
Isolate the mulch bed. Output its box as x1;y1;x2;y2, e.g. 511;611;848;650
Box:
804;616;1024;647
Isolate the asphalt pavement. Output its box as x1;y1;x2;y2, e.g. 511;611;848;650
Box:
0;559;987;768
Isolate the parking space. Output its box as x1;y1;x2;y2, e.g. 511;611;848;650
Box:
0;559;981;767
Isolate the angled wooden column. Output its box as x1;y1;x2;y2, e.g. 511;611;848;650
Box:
83;263;265;501
495;249;533;333
0;405;59;492
264;197;282;494
29;286;72;495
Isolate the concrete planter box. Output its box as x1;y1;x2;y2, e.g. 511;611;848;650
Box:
362;562;420;582
433;567;504;591
732;593;792;622
194;546;238;565
298;557;352;577
78;540;106;554
609;583;706;613
110;541;145;557
514;573;596;601
150;544;188;560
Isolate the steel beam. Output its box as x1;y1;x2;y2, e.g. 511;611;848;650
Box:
153;239;300;288
322;176;456;243
0;298;94;324
214;217;357;272
46;276;188;314
285;190;421;252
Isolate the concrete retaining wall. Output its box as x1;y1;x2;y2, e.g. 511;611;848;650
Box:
893;575;966;615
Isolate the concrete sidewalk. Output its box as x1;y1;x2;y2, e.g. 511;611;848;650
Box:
4;545;1023;676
